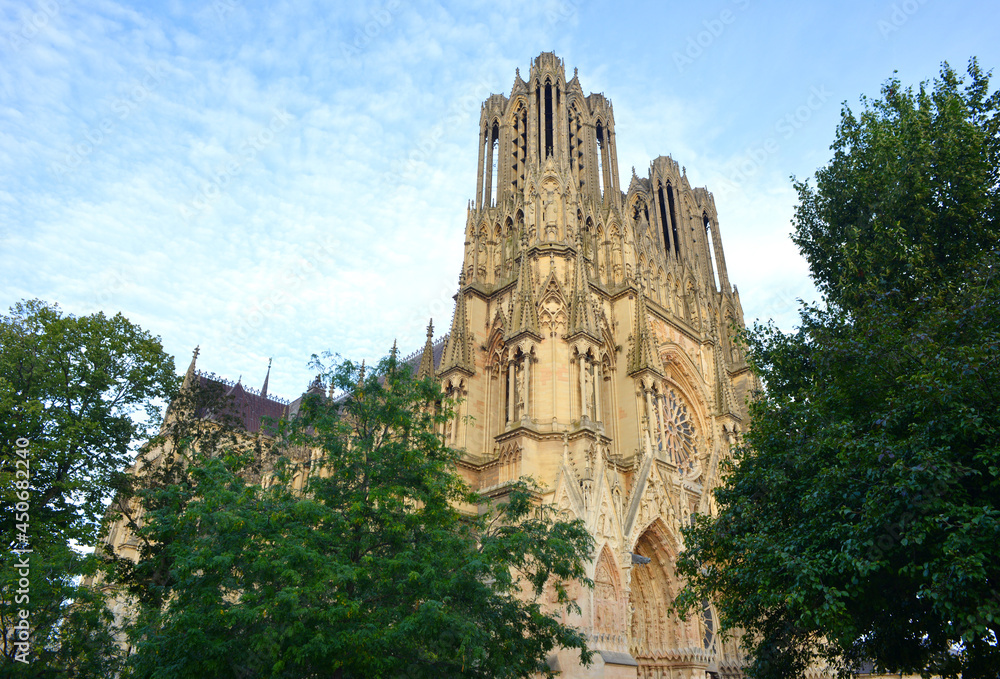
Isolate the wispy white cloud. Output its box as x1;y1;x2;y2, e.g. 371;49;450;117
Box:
2;0;998;397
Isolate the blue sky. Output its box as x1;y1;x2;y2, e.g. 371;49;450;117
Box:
2;0;998;399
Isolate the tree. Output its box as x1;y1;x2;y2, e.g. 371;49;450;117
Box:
118;352;594;679
0;299;177;676
677;60;1000;678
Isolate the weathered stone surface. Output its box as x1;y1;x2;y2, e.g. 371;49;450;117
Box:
444;53;754;678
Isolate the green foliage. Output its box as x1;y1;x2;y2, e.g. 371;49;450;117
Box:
0;299;176;676
120;352;594;679
677;61;1000;678
793;58;999;313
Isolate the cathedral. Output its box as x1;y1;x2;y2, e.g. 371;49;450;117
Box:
105;53;756;678
406;51;753;678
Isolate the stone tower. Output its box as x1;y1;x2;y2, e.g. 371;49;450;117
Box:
420;53;753;678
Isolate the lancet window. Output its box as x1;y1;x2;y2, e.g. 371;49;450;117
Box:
511;102;527;194
596;121;607;198
666;183;680;256
704;213;720;292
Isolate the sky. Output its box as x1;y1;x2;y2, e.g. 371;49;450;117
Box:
2;0;998;400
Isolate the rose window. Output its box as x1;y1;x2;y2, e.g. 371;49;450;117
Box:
661;388;696;465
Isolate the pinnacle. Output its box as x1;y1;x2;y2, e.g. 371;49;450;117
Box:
417;319;436;379
260;357;272;399
440;274;475;376
182;345;201;390
507;245;540;342
567;232;600;342
627;289;664;377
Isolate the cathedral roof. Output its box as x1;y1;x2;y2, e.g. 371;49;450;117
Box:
401;332;448;377
193;371;289;434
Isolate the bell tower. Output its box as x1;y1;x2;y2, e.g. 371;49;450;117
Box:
422;53;753;678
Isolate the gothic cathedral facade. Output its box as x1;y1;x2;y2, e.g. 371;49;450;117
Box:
413;53;754;678
100;52;755;679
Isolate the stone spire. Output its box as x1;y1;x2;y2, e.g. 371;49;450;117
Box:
260;357;272;399
417;319;436;379
507;234;540;341
165;345;201;426
567;234;600;341
627;289;664;377
440;274;475;376
182;345;200;390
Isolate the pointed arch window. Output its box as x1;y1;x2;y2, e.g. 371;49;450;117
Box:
596;122;606;198
482;121;500;207
657;183;673;255
513;103;527;193
544;81;554;158
666;184;680;255
490;123;499;206
704;213;720;291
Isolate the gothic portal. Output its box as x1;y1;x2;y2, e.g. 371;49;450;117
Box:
409;53;753;678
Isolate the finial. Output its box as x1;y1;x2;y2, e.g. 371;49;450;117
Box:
426;319;434;338
261;356;273;399
574;67;578;77
516;67;520;78
193;345;200;360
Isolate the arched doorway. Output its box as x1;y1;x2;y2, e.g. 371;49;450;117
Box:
629;520;715;676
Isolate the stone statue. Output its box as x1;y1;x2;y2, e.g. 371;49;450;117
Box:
516;363;527;418
580;360;592;419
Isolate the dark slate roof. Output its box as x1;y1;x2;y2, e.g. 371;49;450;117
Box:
193;336;450;432
400;335;448;375
194;371;289;434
